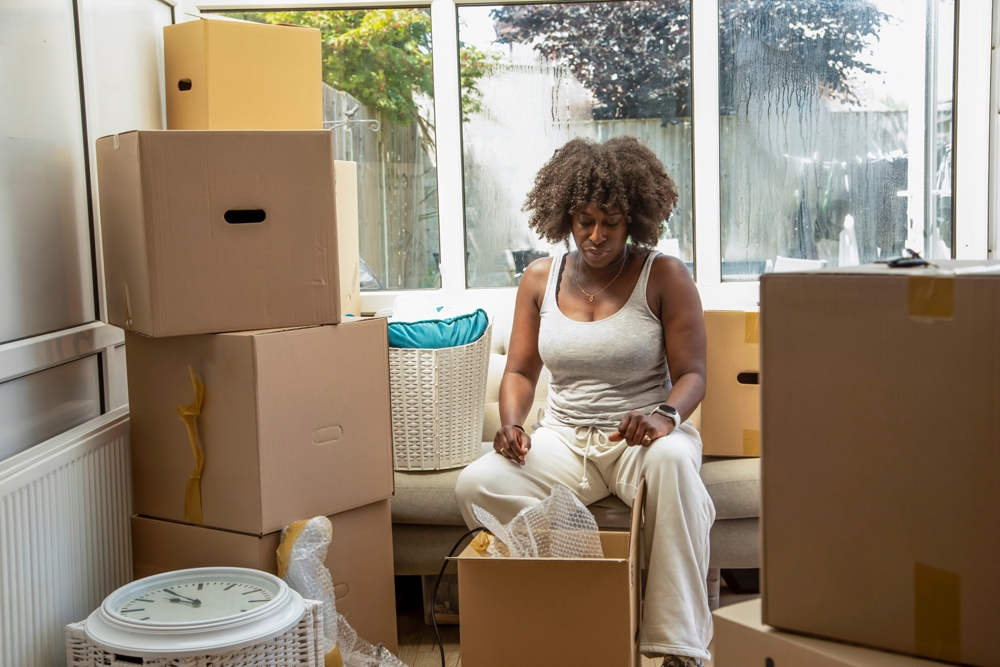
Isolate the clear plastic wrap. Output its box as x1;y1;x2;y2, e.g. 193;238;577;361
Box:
472;484;604;559
278;517;405;667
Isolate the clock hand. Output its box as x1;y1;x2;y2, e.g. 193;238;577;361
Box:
163;588;201;604
168;597;202;607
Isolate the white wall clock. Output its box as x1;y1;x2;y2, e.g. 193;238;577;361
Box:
85;567;306;658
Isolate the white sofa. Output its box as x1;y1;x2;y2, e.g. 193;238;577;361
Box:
390;309;761;575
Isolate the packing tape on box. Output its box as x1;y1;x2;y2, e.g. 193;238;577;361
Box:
176;366;205;525
123;283;133;332
914;561;961;662
742;429;760;456
744;312;759;344
277;519;310;578
908;276;954;320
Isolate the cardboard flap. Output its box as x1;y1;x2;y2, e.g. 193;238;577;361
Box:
628;478;646;555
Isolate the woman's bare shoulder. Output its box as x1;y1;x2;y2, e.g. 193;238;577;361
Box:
649;253;693;286
519;256;556;293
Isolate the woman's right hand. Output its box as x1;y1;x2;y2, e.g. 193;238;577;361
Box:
494;425;531;466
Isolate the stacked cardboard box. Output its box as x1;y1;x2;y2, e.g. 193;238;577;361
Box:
700;310;761;457
96;16;395;652
713;262;1000;667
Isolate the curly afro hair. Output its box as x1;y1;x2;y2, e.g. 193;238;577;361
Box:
523;136;678;248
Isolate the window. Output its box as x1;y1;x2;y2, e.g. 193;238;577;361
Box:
459;2;694;287
719;0;955;280
223;10;443;291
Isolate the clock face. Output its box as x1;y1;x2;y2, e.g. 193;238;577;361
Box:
88;567;305;658
114;574;279;624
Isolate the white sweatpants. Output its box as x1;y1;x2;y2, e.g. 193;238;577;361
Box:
454;419;716;661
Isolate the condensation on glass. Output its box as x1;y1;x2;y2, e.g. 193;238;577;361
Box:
0;355;102;463
459;2;694;288
719;0;954;280
0;0;97;343
222;10;442;291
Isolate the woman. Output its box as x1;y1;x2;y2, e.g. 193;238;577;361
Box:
455;136;715;667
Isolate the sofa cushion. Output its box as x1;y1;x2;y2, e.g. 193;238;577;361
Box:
391;448;760;526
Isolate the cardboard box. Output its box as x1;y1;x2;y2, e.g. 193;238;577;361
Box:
131;499;398;653
454;481;644;667
335;161;361;318
700;310;760;457
760;261;1000;667
715;599;950;666
164;17;322;130
126;318;393;535
97;130;341;337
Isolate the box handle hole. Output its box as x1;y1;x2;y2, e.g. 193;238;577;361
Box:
224;209;266;224
178;79;192;91
737;372;759;385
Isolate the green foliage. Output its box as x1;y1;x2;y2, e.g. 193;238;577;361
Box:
227;11;491;125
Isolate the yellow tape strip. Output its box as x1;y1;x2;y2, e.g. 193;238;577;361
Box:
914;562;961;662
742;429;760;456
325;644;344;667
744;312;759;344
123;283;134;332
908;276;954;319
176;366;205;525
276;519;310;579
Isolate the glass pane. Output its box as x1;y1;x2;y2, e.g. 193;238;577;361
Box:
719;0;954;280
0;355;102;463
0;0;97;343
223;11;441;290
459;2;694;288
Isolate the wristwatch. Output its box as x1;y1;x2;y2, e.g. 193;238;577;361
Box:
652;404;681;428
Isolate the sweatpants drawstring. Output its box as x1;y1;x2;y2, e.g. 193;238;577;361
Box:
572;426;610;491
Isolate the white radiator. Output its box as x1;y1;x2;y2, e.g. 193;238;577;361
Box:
0;407;132;667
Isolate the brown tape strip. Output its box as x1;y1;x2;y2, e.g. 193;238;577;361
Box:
908;276;954;319
744;312;759;344
742;429;760;457
176;367;205;524
914;562;961;662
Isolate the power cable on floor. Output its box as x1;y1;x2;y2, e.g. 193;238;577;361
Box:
430;529;481;667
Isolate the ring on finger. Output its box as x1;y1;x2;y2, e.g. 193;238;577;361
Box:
642;434;651;443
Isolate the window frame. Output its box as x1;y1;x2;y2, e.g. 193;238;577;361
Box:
190;0;994;313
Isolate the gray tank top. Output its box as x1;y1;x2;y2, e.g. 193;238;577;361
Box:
537;249;671;428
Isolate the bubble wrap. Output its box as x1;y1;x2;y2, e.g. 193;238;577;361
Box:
279;517;405;667
472;484;604;559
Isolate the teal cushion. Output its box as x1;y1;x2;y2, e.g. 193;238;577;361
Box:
388;308;489;349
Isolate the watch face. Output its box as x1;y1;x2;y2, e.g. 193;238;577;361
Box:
113;572;280;624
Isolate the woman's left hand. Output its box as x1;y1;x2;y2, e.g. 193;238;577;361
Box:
608;411;674;446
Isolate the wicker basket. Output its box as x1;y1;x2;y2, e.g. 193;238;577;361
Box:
65;600;324;667
390;323;492;471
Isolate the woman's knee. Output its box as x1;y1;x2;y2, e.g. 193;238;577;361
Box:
454;455;501;506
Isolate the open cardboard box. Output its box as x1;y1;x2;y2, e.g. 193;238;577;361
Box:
131;499;397;653
453;480;645;667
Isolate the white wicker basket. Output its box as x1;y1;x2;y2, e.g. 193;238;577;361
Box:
65;600;324;667
390;323;491;471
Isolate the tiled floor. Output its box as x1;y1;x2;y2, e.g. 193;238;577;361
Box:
393;576;760;667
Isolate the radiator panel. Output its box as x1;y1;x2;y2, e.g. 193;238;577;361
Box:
0;409;131;667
